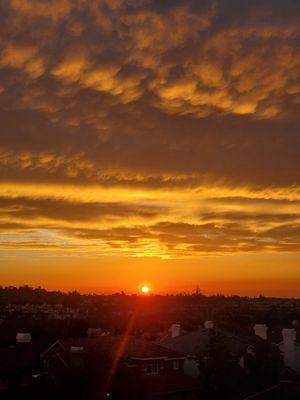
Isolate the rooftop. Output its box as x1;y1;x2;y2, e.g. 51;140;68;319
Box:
160;327;262;356
43;335;185;361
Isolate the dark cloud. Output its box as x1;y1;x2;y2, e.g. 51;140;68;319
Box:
0;196;165;222
200;211;300;223
57;219;300;255
0;0;299;186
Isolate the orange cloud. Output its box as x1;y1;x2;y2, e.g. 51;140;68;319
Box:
10;0;72;21
0;43;45;78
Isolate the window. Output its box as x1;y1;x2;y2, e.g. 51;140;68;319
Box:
145;362;160;375
173;360;180;370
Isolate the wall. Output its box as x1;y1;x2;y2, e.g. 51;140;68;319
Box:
184;356;199;377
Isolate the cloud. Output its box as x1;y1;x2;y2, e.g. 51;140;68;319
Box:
153;24;300;118
0;196;166;223
0;43;45;78
0;0;299;260
52;52;92;84
0;193;298;257
55;218;300;256
9;0;72;21
200;211;300;224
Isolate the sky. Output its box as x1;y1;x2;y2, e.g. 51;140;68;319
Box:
0;0;299;296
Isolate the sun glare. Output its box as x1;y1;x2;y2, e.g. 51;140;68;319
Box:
141;285;150;294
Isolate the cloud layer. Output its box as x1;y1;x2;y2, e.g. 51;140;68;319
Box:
0;0;299;260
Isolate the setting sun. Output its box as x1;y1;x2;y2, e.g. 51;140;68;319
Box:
141;285;150;294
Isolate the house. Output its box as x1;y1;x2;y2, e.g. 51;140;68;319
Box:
160;321;262;377
40;335;200;399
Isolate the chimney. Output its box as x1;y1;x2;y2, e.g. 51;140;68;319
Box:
282;328;296;370
204;320;214;330
70;346;84;353
254;324;267;340
171;324;180;338
16;332;31;344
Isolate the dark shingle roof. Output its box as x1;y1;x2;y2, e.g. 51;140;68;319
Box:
58;335;184;360
160;328;262;356
160;328;210;355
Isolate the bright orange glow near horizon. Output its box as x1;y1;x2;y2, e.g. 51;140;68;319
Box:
0;0;299;297
141;285;150;294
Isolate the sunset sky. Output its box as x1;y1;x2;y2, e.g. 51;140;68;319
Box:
0;0;299;296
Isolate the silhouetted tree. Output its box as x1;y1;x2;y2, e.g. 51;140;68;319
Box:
197;331;246;399
244;341;283;390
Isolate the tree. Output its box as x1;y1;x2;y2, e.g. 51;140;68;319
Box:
244;341;283;391
197;331;245;399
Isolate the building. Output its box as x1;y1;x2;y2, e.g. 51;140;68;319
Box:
41;335;200;399
160;322;262;377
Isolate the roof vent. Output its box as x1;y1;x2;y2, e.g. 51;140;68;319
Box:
16;333;31;343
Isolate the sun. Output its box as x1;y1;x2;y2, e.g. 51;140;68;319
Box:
141;285;150;294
